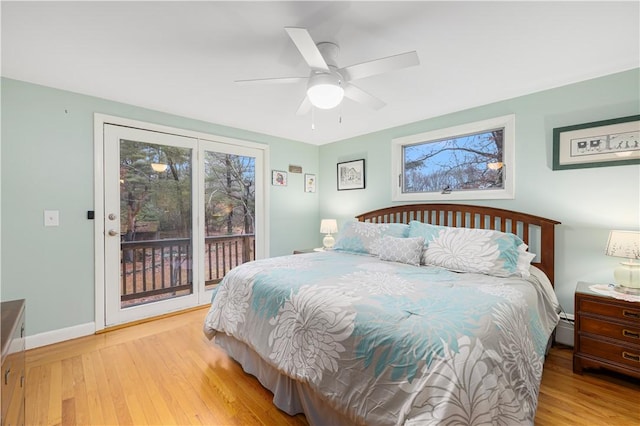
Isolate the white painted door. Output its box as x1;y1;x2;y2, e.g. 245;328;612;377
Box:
104;124;199;326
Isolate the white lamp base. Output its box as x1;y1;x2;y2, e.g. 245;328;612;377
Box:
613;261;640;295
323;234;335;250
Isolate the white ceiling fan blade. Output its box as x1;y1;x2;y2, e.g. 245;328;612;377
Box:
284;27;330;72
296;96;312;116
339;51;419;81
235;77;307;86
343;83;386;110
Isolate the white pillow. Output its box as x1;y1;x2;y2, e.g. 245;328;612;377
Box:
333;221;409;255
422;226;535;278
378;236;425;266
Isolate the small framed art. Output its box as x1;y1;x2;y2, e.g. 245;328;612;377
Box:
304;174;316;193
272;170;288;186
552;115;640;170
337;159;365;191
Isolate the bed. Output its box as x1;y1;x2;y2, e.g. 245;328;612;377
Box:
203;203;561;425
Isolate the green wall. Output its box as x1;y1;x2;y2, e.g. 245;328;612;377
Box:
1;78;319;336
319;68;640;316
2;69;639;339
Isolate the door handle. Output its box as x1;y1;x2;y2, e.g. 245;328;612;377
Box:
108;229;118;236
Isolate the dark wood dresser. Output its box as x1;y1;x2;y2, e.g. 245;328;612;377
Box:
573;282;640;379
1;299;25;426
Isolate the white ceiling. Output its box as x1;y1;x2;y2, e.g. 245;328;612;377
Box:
2;1;638;145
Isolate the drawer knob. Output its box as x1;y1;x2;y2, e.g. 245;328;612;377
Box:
622;351;640;362
623;309;640;319
623;329;640;339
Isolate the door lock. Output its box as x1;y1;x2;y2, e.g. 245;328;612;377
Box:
108;213;117;220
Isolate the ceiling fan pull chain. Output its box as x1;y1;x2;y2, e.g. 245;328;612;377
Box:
311;106;316;130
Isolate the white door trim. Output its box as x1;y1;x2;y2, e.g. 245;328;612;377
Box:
93;113;270;331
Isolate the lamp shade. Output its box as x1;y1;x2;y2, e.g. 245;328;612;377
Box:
320;219;338;234
605;230;640;259
307;73;344;109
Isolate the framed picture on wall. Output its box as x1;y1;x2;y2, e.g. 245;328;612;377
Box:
272;170;288;186
337;159;365;191
304;174;316;193
552;115;640;170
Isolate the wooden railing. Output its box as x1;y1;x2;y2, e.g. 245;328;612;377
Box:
120;234;255;305
203;234;255;286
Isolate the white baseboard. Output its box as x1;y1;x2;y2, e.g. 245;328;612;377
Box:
26;322;95;350
555;315;575;347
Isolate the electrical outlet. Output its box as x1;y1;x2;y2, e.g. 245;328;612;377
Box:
44;210;59;227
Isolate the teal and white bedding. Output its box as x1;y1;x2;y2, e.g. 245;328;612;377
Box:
203;250;559;425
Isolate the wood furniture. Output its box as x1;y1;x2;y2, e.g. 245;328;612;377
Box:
1;299;26;426
573;282;640;379
357;203;560;284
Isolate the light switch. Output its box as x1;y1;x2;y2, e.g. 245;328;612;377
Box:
44;210;59;227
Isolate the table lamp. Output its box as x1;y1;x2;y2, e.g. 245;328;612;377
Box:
320;219;338;250
605;230;640;294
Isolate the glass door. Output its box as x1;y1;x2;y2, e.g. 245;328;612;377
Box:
198;139;264;304
104;124;199;326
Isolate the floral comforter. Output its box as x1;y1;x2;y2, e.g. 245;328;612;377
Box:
203;251;559;425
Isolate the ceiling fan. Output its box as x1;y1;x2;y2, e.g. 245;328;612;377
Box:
235;27;420;115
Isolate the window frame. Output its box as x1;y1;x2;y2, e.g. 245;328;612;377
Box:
391;114;515;201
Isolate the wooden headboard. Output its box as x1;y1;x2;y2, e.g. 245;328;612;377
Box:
356;204;560;286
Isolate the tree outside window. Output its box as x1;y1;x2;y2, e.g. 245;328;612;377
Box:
403;129;504;194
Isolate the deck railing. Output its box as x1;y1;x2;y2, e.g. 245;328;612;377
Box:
120;234;255;305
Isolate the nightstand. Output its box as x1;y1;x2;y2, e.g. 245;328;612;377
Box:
573;281;640;379
293;248;324;254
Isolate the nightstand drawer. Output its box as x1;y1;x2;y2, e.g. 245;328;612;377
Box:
579;334;640;369
579;298;640;322
581;316;640;345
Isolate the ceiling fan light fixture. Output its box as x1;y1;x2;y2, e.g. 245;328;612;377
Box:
307;73;344;109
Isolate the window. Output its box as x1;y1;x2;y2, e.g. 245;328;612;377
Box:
392;115;515;201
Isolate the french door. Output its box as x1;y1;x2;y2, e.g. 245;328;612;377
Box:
100;120;265;327
199;139;264;299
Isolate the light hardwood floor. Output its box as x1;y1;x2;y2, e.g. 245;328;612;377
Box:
26;307;640;425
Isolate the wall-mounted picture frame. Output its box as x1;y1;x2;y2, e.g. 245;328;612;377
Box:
304;173;316;193
552;115;640;170
337;159;365;191
271;170;288;186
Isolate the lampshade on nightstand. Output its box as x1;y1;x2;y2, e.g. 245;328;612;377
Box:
320;219;338;250
605;230;640;294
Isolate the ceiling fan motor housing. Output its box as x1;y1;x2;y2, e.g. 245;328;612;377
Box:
316;42;340;67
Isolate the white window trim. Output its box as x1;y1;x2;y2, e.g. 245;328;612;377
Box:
391;114;515;201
